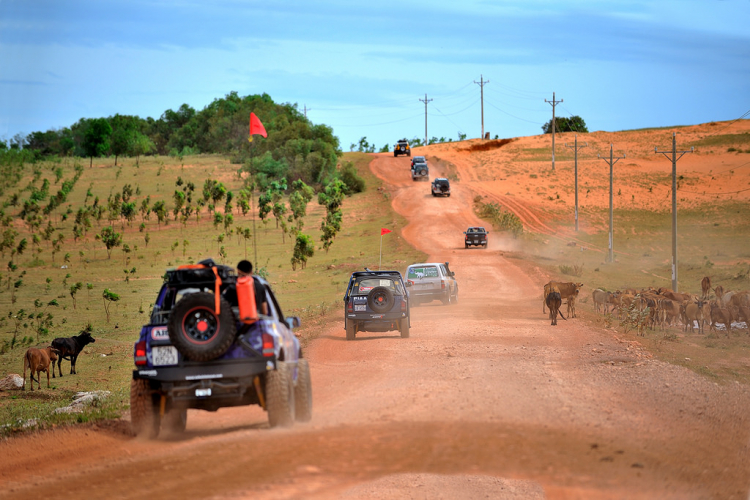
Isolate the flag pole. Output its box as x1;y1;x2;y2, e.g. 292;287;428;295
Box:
379;234;383;270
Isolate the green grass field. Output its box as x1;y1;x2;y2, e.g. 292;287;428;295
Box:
0;152;425;436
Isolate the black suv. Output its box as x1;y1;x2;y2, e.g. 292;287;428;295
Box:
464;226;489;248
130;259;311;438
431;178;450;197
343;270;410;340
411;157;429;181
394;139;411;157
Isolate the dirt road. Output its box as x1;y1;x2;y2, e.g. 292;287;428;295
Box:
1;154;749;499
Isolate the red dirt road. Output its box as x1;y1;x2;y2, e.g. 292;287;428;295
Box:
1;155;749;499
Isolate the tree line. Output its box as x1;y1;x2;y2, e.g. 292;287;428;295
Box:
3;91;342;188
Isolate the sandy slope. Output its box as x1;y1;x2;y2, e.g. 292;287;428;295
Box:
1;149;749;499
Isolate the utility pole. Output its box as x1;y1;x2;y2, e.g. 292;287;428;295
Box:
474;75;489;139
655;133;693;292
565;134;587;232
419;94;433;146
597;144;626;263
545;92;563;170
303;105;311;118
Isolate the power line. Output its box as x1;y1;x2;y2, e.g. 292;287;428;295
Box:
598;143;626;263
419;94;433;145
485;100;542;125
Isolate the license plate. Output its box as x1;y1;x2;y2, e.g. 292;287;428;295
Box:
196;388;212;397
354;305;367;311
152;346;178;366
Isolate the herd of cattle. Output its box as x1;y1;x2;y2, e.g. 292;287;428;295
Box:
543;277;750;334
21;330;96;391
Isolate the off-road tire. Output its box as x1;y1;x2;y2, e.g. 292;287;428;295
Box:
346;320;356;341
368;287;394;313
294;359;313;422
130;379;160;439
168;292;236;362
265;361;295;428
441;293;452;306
400;318;410;338
163;407;187;434
452;289;458;305
407;151;411;157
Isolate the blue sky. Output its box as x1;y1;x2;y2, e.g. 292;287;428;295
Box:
2;0;749;151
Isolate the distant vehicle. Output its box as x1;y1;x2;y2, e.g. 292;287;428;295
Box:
343;270;411;340
405;262;458;306
464;227;488;249
130;259;310;438
410;156;426;168
394;139;411;157
411;158;429;181
431;178;450;197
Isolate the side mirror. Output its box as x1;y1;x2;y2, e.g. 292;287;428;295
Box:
285;316;301;330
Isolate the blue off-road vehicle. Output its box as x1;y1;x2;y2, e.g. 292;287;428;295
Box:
130;259;311;438
343;270;411;340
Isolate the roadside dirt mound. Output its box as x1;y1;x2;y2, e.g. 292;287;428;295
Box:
462;138;514;152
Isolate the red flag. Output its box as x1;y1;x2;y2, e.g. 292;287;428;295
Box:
381;228;392;236
249;112;267;142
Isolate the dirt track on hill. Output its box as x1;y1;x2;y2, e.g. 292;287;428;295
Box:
1;154;749;499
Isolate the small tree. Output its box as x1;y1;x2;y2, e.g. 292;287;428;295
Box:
98;226;123;259
291;233;314;270
102;288;120;323
69;282;83;309
82;118;112;168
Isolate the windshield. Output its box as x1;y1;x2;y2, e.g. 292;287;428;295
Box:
352;278;404;296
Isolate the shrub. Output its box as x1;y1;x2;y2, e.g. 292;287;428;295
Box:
475;201;523;238
338;161;365;194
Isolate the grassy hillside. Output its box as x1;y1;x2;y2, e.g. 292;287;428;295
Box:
0;152;425;435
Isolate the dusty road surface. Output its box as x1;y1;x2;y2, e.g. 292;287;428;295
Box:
2;154;750;499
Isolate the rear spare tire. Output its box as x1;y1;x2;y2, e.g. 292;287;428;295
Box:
130;379;160;439
294;359;313;422
368;287;394;313
168;292;236;362
265;361;295;428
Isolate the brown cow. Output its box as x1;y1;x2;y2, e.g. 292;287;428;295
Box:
567;288;579;318
545;286;566;326
701;276;711;300
661;290;692;304
714;285;724;301
709;301;732;336
23;346;58;391
592;289;612;314
684;301;705;333
543;282;583;313
659;299;682;329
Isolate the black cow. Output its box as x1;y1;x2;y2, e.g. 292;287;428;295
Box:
545;287;566;326
51;330;96;377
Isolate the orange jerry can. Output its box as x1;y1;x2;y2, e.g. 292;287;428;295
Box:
236;275;258;324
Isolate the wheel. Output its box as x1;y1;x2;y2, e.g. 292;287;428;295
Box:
346;320;356;340
265;361;295;428
465;244;468;249
168;292;236;361
407;151;411;157
294;359;312;422
441;293;451;306
130;379;160;439
447;194;451;197
400;318;410;338
163;407;187;434
368;287;394;313
432;192;436;197
393;152;397;157
452;289;458;305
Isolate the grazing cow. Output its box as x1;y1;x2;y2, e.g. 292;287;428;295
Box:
659;299;682;329
543;281;583;313
714;285;724;302
51;330;96;377
23;346;58;391
545;286;566;326
701;276;712;300
592;289;612;314
684;301;705;333
709;301;732;336
661;290;692;304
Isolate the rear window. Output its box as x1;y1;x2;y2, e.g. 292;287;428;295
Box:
407;266;439;279
352;278;403;296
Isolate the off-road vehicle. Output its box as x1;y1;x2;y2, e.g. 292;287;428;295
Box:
411;157;429;181
431;178;450;197
130;259;311;438
405;262;458;305
464;227;489;248
394;139;411;157
343;270;410;340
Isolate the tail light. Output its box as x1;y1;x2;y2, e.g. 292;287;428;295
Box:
401;299;406;312
347;299;353;313
261;332;275;357
441;281;446;290
134;340;147;366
